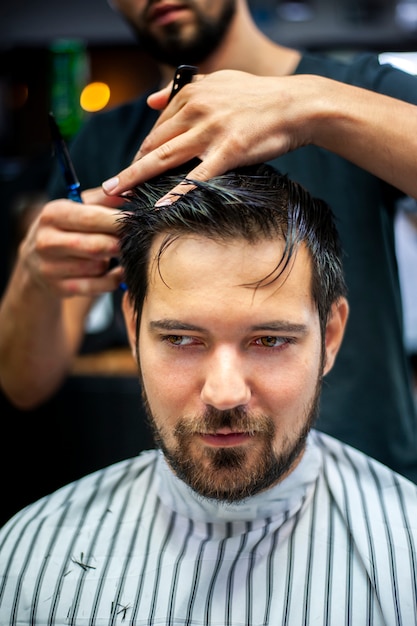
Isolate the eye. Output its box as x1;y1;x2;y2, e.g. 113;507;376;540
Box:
254;336;290;348
163;335;196;347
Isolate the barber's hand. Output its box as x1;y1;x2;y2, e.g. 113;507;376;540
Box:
102;70;308;205
19;187;126;297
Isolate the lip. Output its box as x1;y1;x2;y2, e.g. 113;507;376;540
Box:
147;2;190;27
200;431;254;447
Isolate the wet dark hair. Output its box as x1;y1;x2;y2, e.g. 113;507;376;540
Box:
118;162;346;340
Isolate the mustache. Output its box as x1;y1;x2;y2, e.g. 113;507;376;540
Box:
174;406;274;438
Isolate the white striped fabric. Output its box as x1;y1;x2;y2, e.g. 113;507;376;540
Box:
1;430;416;625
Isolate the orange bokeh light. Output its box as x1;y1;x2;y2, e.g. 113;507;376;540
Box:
80;81;111;112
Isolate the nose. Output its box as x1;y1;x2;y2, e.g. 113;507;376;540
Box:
200;346;251;411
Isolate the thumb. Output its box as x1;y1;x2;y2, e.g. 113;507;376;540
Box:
147;84;172;110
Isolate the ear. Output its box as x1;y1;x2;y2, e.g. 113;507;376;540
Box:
121;291;138;358
323;297;349;376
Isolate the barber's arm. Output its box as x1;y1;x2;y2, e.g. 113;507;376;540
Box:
0;188;124;409
102;69;417;203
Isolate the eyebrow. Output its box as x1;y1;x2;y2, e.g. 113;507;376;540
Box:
150;320;205;332
250;321;308;334
149;319;308;334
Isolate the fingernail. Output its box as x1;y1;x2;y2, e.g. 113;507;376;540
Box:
102;176;119;193
155;197;173;208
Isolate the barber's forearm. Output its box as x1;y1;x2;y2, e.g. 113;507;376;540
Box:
0;261;74;409
309;78;417;199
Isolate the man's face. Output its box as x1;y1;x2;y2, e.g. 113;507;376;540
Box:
124;234;346;502
110;0;236;66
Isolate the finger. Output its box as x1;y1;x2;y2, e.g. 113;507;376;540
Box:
154;157;237;208
122;91;192;167
146;83;173;111
102;129;204;195
102;82;207;196
37;227;121;260
139;79;205;159
59;266;124;297
41;199;122;235
154;182;197;208
134;111;190;162
124;85;190;167
33;260;123;296
37;257;111;280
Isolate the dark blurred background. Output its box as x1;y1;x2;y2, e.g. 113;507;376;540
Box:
2;0;417;292
2;0;417;171
1;0;416;525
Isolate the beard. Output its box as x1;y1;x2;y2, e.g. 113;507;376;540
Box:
141;379;322;504
125;0;237;68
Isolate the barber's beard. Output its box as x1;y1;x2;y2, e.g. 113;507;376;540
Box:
129;0;237;68
141;380;322;503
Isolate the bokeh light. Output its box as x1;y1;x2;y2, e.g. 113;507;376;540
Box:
80;81;111;112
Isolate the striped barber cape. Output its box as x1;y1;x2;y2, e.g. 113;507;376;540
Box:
1;429;417;625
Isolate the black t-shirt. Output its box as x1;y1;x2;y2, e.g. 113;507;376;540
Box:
48;53;417;481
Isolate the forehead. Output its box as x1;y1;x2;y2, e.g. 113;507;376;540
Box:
144;233;315;323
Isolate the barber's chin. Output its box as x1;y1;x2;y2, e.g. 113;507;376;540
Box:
149;5;192;28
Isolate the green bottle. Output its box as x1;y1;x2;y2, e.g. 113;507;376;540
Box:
49;38;89;139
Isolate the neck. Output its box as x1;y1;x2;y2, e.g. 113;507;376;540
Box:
159;0;301;84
